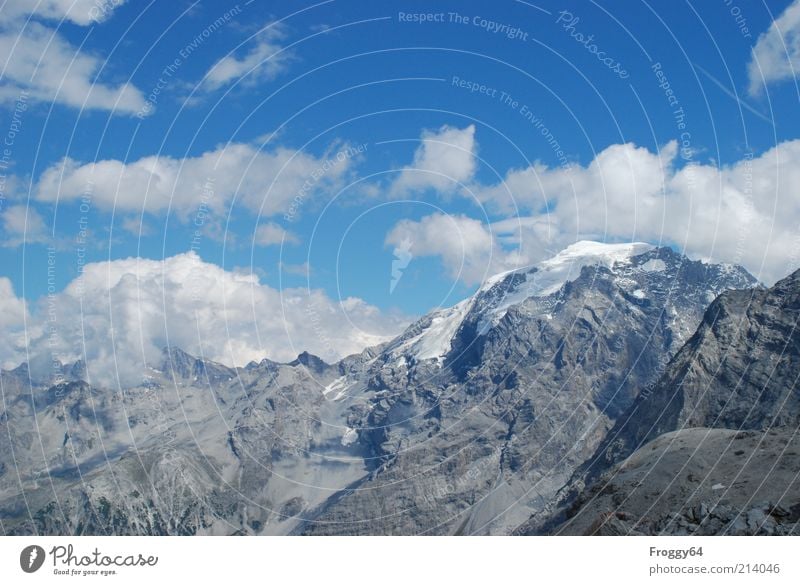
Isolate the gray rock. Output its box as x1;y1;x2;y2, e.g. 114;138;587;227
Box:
547;428;800;536
522;268;800;535
0;244;776;536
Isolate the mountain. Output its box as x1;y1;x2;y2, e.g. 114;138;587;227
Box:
0;242;759;535
520;267;800;535
552;427;800;535
0;347;365;535
299;242;758;535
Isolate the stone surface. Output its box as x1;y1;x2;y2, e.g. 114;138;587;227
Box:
0;244;772;535
550;428;800;536
517;268;800;535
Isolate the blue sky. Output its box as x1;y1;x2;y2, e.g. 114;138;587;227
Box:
1;0;799;374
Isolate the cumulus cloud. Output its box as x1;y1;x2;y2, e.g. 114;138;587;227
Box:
16;252;408;387
748;0;800;95
202;25;291;90
472;139;800;285
386;130;800;286
280;261;310;276
390;124;477;195
0;23;147;114
490;215;560;262
0;0;126;26
478;141;673;219
0;277;30;369
1;204;50;246
35;142;353;219
385;213;515;286
120;215;153;236
254;221;298;246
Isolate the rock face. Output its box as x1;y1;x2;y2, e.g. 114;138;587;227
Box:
299;244;757;535
520;268;800;535
0;242;763;535
553;428;800;536
605;267;799;453
0;349;370;535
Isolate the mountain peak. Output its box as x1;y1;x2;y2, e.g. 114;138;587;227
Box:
551;240;654;263
290;351;329;373
385;241;756;366
485;241;652;284
772;266;800;299
483;240;655;297
159;346;198;378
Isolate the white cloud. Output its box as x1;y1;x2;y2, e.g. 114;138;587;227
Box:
18;252;408;387
0;277;30;369
280;261;310;276
748;0;800;95
0;0;126;26
202;25;291;90
120;215;153;236
472;139;800;285
0;23;146;114
490;215;560;263
385;213;515;286
1;204;50;246
390;124;477;195
478;141;673;220
386;130;800;286
254;221;298;246
35;142;354;219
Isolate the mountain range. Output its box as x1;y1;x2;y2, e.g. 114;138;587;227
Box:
1;241;797;536
530;266;800;535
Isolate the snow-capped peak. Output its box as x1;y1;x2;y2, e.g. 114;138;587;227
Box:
479;241;653;294
525;241;654;296
474;241;654;332
393;241;655;363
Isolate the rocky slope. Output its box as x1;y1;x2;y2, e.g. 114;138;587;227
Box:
0;242;760;535
554;428;800;535
1;348;373;535
299;244;758;535
518;268;800;535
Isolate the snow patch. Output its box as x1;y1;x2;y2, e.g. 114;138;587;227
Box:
323;376;347;396
616;276;638;289
477;241;654;333
495;241;653;298
323;376;355;400
632;289;646;299
640;258;667;272
413;300;471;360
341;427;358;446
392;298;473;362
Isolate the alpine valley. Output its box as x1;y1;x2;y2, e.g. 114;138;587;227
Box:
2;242;798;536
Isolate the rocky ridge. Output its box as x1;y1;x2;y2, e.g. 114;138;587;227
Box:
0;242;766;535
